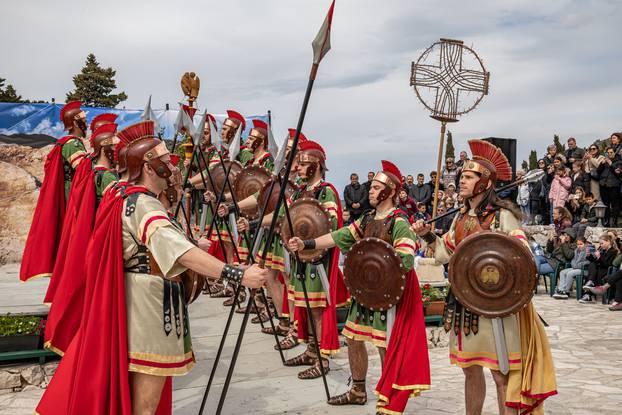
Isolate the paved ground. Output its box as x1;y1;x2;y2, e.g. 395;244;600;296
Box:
1;263;621;414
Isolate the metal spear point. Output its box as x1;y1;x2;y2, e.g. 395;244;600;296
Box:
228;125;242;161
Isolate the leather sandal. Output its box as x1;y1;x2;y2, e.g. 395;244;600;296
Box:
327;389;367;406
276;331;298;350
283;352;315;367
262;324;289;336
298;359;329;380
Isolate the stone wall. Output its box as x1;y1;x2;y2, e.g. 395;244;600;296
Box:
524;224;622;247
0;362;57;393
0;144;51;265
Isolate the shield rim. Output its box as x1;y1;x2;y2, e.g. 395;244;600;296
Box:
343;237;406;311
447;231;537;318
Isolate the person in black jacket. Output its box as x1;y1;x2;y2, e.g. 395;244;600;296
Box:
361;171;374;210
572;192;597;238
564;137;586;169
597;147;622;226
343;173;368;224
409;173;432;208
570;161;590;193
580;235;618;303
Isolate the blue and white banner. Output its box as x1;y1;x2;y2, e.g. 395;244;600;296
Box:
0;102;268;141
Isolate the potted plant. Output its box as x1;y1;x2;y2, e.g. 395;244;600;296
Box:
420;283;446;316
0;314;45;353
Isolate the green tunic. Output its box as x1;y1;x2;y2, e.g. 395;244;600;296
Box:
93;166;119;202
331;208;417;348
60;137;87;200
287;179;340;308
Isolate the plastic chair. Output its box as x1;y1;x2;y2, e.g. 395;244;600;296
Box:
550;262;571;296
576;264;589;301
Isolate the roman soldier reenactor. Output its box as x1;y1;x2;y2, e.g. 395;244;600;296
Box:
232;129;309;339
36;120;267;415
43;122;120;354
288;160;431;414
413;139;557;414
275;139;348;379
19;101;87;282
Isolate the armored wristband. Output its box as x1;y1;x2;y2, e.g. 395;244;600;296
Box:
248;218;260;230
221;264;244;285
303;239;316;250
421;232;437;245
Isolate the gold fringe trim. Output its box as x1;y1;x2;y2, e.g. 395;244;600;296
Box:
128;351;194;364
43;341;65;357
128;360;195;377
19;272;52;283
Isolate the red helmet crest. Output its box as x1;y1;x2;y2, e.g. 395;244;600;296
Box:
90;113;118;132
225;110;246;131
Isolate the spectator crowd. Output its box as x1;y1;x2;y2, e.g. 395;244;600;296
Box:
342;132;622;311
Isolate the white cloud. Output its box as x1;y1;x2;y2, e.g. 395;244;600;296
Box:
1;0;621;191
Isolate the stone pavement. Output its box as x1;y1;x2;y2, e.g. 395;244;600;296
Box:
1;262;621;414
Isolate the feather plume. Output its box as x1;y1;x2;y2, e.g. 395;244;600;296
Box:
468;139;512;181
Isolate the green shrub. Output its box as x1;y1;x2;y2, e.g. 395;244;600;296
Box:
0;315;44;336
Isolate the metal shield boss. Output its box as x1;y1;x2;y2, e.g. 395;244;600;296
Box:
280;198;331;263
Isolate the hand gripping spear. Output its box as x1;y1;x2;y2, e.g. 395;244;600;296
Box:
210;2;337;414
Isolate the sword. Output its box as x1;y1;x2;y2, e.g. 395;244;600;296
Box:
316;263;331;306
386;306;396;345
199;203;208;233
251;227;264;258
283;250;291;274
491;317;510;375
229;212;238;242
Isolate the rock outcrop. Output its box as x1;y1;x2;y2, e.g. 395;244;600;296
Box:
0;144;49;265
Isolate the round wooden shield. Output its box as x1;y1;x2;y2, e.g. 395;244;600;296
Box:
206;160;243;196
280;198;331;263
257;177;296;216
181;271;205;305
448;231;537;318
233;166;272;219
343;237;406;311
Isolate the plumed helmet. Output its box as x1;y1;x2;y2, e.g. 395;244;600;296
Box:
463;139;512;195
89;113;118;132
60;101;82;130
91;123;117;162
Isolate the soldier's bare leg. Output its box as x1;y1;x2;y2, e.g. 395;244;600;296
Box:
377;346;386;368
266;269;283;318
130;372;166;415
327;337;368;405
490;370;517;415
348;338;368;379
463;365;486;415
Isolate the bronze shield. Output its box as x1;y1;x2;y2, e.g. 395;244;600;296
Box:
280;197;331;263
181;271;204;305
206;160;243;196
343;237;406;311
233;165;272;219
257;177;296;217
448;231;537;318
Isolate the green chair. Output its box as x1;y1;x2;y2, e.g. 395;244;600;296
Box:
576;264;589;300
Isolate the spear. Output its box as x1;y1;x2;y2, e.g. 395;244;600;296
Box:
212;2;337;413
424;169;545;225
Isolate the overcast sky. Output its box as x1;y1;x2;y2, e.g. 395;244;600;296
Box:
2;0;621;191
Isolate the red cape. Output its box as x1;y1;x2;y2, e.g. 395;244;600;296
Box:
294;182;349;354
44;161;107;354
37;186;171;415
375;269;431;409
19;136;76;282
43;156;92;304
